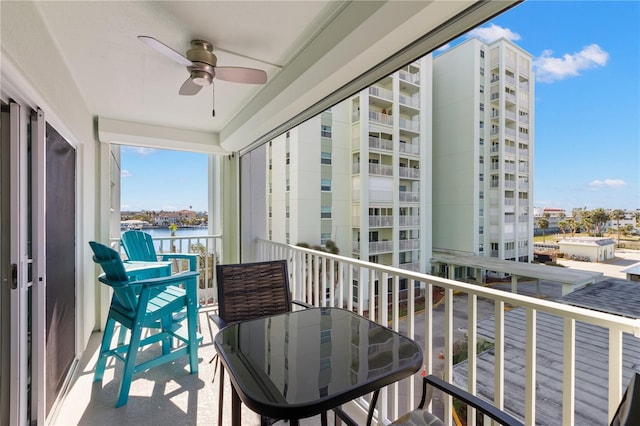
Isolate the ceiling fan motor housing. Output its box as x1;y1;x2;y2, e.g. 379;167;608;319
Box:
187;40;216;85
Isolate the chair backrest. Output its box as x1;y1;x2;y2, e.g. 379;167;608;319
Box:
611;373;640;426
216;260;292;325
89;241;138;312
121;230;158;262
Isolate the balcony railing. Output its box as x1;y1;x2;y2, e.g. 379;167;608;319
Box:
399;141;420;155
255;239;640;425
369;136;394;151
398;69;420;84
111;233;222;307
369;85;393;101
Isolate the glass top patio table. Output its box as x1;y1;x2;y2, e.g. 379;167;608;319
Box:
214;306;423;424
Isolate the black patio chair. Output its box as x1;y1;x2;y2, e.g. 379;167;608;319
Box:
390;370;523;426
210;259;311;426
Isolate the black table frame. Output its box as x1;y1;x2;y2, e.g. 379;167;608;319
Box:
214;307;423;425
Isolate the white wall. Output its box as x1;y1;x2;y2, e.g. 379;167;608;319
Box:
432;40;481;253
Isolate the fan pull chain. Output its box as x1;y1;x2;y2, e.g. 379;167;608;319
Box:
212;82;216;117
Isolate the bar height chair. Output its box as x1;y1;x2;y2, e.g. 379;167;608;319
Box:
89;241;201;407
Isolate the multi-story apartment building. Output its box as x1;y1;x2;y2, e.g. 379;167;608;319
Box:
349;57;433;275
432;38;534;265
268;39;535;300
268;57;433;273
266;104;351;252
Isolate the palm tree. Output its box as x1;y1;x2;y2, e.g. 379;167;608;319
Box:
537;218;549;243
557;220;568;239
611;209;626;245
566;217;579;237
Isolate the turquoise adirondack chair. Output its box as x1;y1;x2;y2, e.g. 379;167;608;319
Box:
121;230;199;273
89;241;201;407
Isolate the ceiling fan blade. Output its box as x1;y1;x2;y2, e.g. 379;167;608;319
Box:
138;35;193;67
215;67;267;84
179;78;202;96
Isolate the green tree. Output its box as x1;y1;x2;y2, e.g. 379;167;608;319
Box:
537;218;549;243
610;209;625;244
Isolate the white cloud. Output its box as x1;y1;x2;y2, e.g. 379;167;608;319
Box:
121;169;132;177
587;179;627;190
534;44;609;83
435;43;451;53
467;24;521;43
122;146;156;156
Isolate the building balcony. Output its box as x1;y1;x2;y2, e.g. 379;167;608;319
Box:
399;166;420;179
398;69;420;85
399;215;420;227
368;215;393;227
369;85;393;101
399;191;420;203
399;118;419;132
399;141;420;155
52;239;640;426
369;135;394;151
369;110;394;126
399;238;420;251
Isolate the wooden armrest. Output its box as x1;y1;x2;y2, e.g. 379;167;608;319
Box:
425;375;524;426
125;270;200;290
160;253;199;271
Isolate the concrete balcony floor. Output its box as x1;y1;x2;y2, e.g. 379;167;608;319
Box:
51;307;327;425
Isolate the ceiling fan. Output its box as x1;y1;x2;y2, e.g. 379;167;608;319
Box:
138;35;267;115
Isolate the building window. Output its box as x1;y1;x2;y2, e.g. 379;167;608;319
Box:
480;102;484;112
321;179;332;191
479;225;484;235
321;206;332;219
480;84;484;93
479;137;484;146
321;125;332;138
480;49;485;58
479;121;484;129
321;233;331;245
321;151;332;165
285;151;290;165
286;178;290;191
479;172;484;182
480;67;485;76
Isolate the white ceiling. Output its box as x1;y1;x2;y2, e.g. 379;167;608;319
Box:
17;1;514;154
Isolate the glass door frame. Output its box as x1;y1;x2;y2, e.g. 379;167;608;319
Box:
1;98;46;425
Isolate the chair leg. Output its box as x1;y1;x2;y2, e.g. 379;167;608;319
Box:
186;296;199;373
218;365;224;426
94;317;116;382
116;322;143;407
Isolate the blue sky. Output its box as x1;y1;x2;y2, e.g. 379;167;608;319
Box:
121;0;639;213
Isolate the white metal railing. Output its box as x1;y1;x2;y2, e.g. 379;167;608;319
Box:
399;238;420;251
399;118;419;132
369;215;393;227
399;191;420;202
399;94;420;108
369;136;394;151
369;85;393;101
399;215;420;227
399;166;420;179
370;110;394;125
399;141;420;155
255;239;640;425
111;233;222;307
369;163;394;176
398;69;420;84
